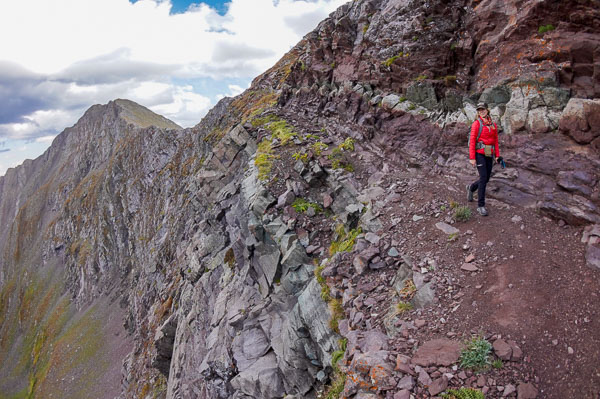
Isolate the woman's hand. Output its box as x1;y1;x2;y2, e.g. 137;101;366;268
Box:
470;159;476;167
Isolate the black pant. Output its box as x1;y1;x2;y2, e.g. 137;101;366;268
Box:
470;153;493;207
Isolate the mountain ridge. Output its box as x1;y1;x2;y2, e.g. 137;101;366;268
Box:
1;0;600;398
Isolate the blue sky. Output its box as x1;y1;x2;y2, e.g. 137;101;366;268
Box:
0;0;348;176
167;0;228;14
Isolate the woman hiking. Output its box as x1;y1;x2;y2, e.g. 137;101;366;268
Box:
466;102;502;216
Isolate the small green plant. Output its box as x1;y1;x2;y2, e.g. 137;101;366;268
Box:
305;133;319;140
538;24;555;34
450;200;459;209
441;205;447;211
255;140;278;181
396;301;413;314
292;198;322;214
425;16;433;24
338;137;355;151
292;151;309;163
299;60;306;71
448;232;459;241
407;103;416;110
363;24;369;33
399;96;407;102
442;388;485;399
267;119;297;145
329;298;344;333
382;52;404;67
450;42;457;51
329;224;362;255
328;147;354;171
413;35;419;41
459;336;492;371
331;350;345;370
323;372;346;399
314;263;331;301
454;206;472;222
492;359;503;369
415;75;427;81
312;141;328;156
330;62;336;68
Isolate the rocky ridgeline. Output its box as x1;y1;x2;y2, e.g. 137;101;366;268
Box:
1;0;599;398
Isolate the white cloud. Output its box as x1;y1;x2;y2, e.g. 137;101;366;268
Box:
35;135;57;143
0;0;348;143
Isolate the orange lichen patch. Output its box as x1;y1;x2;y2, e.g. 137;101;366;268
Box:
154;296;173;323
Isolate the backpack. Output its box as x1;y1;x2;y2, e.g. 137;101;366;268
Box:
468;118;484;148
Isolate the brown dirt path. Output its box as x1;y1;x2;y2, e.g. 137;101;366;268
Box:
386;168;600;398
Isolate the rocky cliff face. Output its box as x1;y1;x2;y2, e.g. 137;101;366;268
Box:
1;0;599;398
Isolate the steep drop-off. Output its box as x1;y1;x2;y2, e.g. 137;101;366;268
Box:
1;0;599;398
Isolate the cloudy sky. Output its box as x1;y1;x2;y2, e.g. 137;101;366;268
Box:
0;0;348;176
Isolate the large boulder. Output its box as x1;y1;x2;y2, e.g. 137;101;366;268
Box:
559;98;600;144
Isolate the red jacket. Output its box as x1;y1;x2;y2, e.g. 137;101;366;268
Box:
469;117;499;159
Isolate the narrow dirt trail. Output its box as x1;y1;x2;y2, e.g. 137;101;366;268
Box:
389;168;600;398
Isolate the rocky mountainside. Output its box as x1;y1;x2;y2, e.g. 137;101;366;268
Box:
1;0;599;398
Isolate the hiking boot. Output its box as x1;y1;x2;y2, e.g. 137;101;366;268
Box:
466;184;473;202
477;207;488;216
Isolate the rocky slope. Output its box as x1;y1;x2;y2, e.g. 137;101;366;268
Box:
1;0;599;398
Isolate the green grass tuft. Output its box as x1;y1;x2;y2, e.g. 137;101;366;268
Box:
538;24;555;34
454;206;472;222
329;225;361;256
292;198;322;214
459;336;492;371
396;301;413;314
442;387;485;399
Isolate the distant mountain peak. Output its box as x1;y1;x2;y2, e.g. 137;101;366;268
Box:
112;99;181;130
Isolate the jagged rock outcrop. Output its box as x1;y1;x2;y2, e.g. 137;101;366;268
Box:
1;0;599;398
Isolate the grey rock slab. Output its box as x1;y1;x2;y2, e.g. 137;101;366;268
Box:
412;215;423;222
232;327;271;371
396;375;415;390
435;222;459;235
364;232;380;245
388;247;400;257
252;189;276;217
381;94;401;110
412;339;462;367
586;244;600;270
411;282;435;309
230;352;285;398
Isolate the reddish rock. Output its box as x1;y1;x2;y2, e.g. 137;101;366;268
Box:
461;263;479;272
394;390;410;399
428;376;449;396
465;254;475;263
559;99;600;144
493;338;513;361
323;193;333;208
508;340;523;360
517;382;538;399
412;339;462;367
